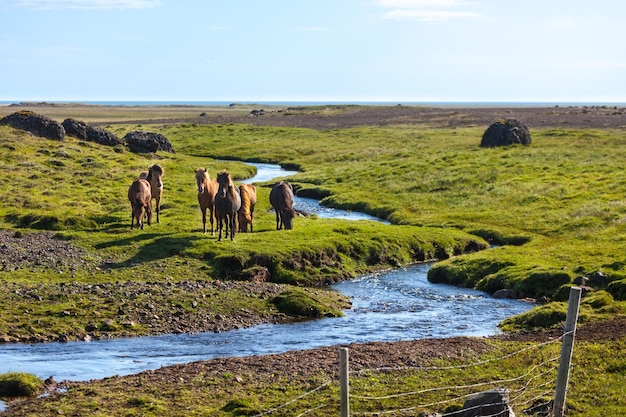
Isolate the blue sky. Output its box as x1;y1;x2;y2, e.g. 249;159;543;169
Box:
2;0;626;103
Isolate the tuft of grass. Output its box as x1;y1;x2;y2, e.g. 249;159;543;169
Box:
0;372;43;397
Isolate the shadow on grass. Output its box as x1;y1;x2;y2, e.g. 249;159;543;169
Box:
96;234;203;269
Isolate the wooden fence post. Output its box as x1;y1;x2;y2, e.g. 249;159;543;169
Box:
340;347;350;417
553;286;582;417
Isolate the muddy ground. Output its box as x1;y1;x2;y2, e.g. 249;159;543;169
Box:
94;103;626;130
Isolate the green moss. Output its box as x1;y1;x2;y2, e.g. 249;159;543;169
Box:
500;302;568;331
582;290;614;308
0;372;43;397
608;279;626;301
271;288;343;318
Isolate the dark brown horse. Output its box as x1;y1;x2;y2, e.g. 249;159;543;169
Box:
215;171;241;241
238;183;257;233
269;181;296;230
195;168;219;235
139;164;164;223
128;178;152;230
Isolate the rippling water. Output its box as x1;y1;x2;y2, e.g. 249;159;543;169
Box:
0;264;532;383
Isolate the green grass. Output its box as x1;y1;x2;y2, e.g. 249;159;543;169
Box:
5;338;625;416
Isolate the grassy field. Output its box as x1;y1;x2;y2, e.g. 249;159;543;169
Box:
1;105;626;331
1;104;625;415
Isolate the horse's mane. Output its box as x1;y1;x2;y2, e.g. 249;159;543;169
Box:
240;185;251;218
218;170;234;186
195;168;210;182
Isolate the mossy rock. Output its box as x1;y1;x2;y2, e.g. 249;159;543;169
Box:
0;372;43;397
271;289;341;318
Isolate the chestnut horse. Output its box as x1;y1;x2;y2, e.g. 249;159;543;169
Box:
215;171;241;241
238;184;257;233
139;164;164;223
128;178;152;230
269;181;296;230
195;168;219;235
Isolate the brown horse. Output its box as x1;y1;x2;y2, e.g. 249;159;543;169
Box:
139;164;164;223
238;184;257;233
128;178;152;230
269;181;296;230
195;168;219;235
215;170;241;241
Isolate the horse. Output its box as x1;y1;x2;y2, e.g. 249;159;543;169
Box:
215;170;241;241
139;164;164;223
127;178;152;230
195;168;219;235
269;181;296;230
238;184;257;233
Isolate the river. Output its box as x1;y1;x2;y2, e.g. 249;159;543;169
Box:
0;163;532;387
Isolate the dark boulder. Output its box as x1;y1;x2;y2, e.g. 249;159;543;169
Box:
452;388;513;416
481;119;531;147
124;130;175;154
62;118;123;147
0;110;65;140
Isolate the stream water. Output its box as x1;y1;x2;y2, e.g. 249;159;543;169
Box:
0;163;533;392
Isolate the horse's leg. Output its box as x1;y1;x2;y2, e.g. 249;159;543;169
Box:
155;195;161;223
209;206;215;235
275;212;280;230
138;207;144;230
201;207;207;234
230;212;236;240
146;202;153;226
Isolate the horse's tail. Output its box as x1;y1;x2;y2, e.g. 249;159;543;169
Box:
240;185;252;222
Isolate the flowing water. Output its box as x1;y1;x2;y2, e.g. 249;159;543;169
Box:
0;162;533;411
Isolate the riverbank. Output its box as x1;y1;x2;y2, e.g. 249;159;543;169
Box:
3;318;625;416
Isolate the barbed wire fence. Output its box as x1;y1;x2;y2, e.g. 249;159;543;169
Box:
250;287;582;417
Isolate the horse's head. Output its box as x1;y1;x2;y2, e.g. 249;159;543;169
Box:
283;208;296;230
216;171;232;197
195;168;208;193
149;165;164;189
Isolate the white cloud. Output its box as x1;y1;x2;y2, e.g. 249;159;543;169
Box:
11;0;159;9
376;0;483;22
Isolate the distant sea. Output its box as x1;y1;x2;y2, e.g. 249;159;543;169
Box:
1;100;625;107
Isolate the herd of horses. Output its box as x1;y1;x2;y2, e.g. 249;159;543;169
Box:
128;164;297;240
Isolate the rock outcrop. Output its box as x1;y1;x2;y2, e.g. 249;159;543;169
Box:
481;119;531;147
0;110;65;140
124;130;175;154
62;118;123;147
